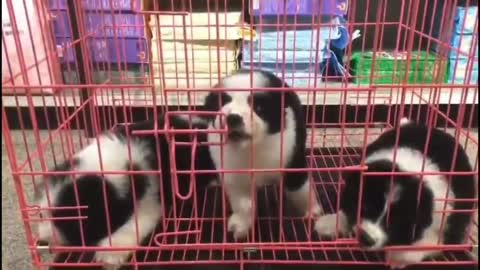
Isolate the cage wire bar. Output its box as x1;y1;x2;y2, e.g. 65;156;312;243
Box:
1;0;479;269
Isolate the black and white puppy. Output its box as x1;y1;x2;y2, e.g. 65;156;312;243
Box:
36;114;215;270
315;118;476;268
203;70;322;240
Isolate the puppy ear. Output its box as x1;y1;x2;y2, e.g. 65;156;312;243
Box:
203;91;221;112
201;88;226;125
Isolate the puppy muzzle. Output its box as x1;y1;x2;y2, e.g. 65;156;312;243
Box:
225;114;251;142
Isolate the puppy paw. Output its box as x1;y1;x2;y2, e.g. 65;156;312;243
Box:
314;213;347;237
305;202;323;218
386;250;430;269
227;213;252;240
94;250;131;270
386;253;409;269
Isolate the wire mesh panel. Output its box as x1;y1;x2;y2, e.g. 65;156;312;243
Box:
1;0;478;269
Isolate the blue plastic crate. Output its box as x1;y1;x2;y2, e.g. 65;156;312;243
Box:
55;37;148;64
240;69;324;87
448;57;478;84
241;61;326;73
242;40;331;67
453;6;478;35
52;11;144;38
49;0;141;11
243;29;333;50
450;33;479;60
251;0;348;16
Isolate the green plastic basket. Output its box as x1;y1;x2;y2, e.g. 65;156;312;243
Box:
350;51;449;85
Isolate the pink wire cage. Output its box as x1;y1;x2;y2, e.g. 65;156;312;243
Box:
1;0;478;269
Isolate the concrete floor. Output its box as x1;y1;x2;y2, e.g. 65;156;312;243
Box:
2;129;478;269
2;135;34;270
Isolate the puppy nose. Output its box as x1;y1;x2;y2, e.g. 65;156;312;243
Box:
358;228;376;248
226;114;243;129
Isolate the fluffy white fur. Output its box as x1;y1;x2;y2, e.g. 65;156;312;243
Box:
35;133;162;269
315;147;453;268
359;184;403;250
94;195;161;268
314;210;349;237
37;184;65;244
399;117;411;126
366;147;453;268
208;72;321;240
211;91;269;147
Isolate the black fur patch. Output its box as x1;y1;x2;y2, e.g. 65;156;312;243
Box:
340;121;475;247
115;115;217;214
46;113;217;250
366;122;476;244
52;165;149;246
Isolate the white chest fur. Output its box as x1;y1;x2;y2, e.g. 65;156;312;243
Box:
206;107;316;240
207;107;297;188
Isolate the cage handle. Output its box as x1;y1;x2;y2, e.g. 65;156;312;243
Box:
153;230;202;246
171;136;196;200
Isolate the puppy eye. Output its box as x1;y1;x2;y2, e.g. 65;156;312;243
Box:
255;104;262;112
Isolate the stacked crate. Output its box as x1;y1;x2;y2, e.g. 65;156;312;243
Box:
350;51;449;85
240;0;350;87
148;12;241;90
449;6;478;84
49;0;148;84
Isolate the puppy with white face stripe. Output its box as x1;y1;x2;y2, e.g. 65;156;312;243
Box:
315;118;476;269
34;132;162;270
35;115;216;270
203;70;322;240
